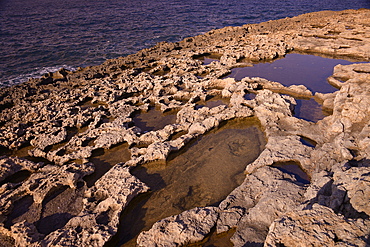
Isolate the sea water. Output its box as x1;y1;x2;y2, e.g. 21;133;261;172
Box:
1;0;369;86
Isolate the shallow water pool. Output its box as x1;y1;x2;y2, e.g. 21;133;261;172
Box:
227;53;355;93
107;118;266;246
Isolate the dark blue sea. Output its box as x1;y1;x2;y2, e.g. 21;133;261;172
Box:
1;0;370;87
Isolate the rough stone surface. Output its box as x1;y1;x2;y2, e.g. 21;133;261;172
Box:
219;166;306;246
265;204;370;247
0;156;41;184
41;165;149;247
137;207;219;247
0;9;369;247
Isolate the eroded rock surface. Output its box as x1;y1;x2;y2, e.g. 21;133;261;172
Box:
265;204;370;247
0;9;369;247
137;207;219;247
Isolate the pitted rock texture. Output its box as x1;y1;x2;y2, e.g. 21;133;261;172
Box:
264;204;370;247
137;207;219;247
41;165;149;247
0;9;369;247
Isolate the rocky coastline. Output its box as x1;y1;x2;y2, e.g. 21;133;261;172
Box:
0;9;370;246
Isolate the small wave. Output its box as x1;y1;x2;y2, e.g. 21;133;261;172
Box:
0;65;77;88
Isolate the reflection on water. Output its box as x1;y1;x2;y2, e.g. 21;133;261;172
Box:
195;96;230;110
107;118;266;247
294;98;328;122
132;107;177;132
227;53;355;93
272;161;310;184
227;53;361;122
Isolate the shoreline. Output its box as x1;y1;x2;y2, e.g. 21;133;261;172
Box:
0;9;370;246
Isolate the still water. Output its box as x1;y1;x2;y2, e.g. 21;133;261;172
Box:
106;118;266;246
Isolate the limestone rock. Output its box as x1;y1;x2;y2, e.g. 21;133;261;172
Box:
30;128;67;151
10;221;43;247
265;204;370;247
0;9;369;247
0;161;93;246
42;165;149;246
218;166;306;246
137;207;219;247
0;156;41;184
245;135;313;175
332;163;370;216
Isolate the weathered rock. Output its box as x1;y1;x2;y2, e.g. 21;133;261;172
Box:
265;204;370;247
137;207;219;247
218;166;306;246
30;127;67;151
332;162;370;217
0;160;93;246
245;135;313;175
0;8;369;247
0;156;41;184
41;165;149;246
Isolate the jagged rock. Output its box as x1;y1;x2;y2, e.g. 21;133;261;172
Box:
141;142;173;162
0;156;41;184
303;170;332;202
0;9;369;247
332;163;370;217
315;91;337;111
216;207;244;234
30;128;67;150
138;124;182;144
0;161;94;246
264;204;370;247
358;121;370;158
218;166;306;246
41;165;149;246
0;162;92;209
10;221;44;247
245;135;313;175
137;207;219;247
332;81;370;131
247;77;313;98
